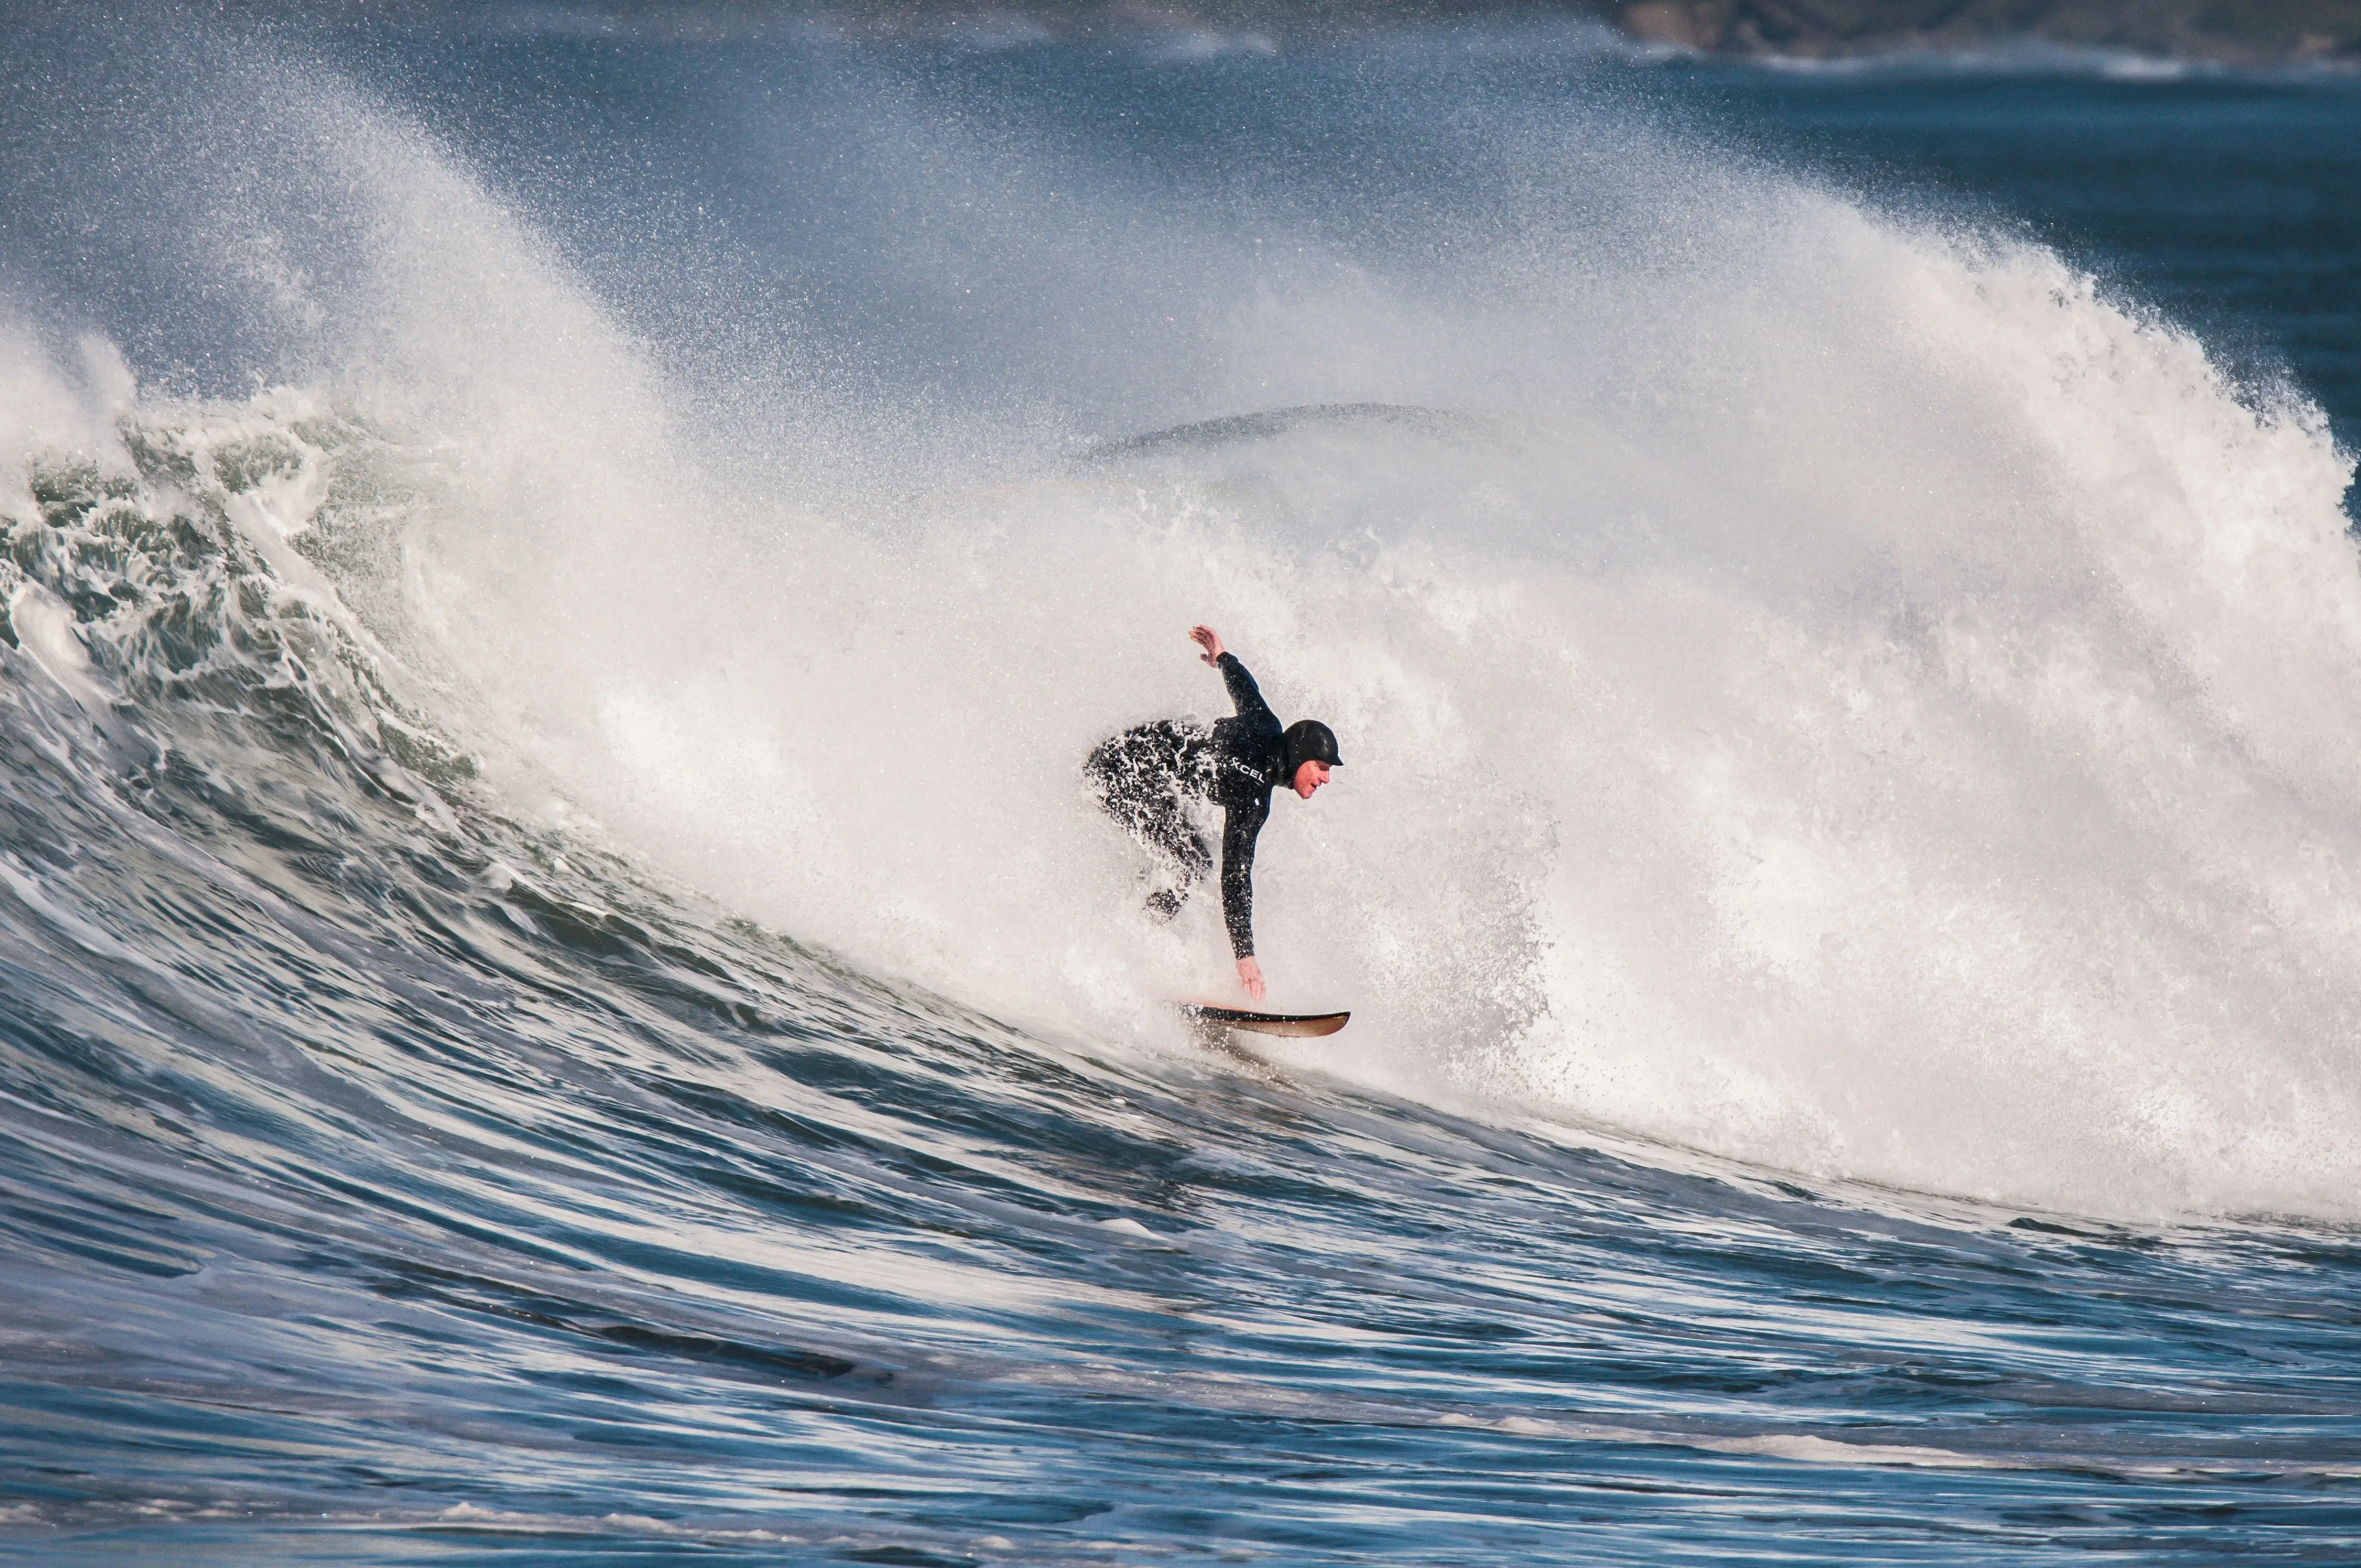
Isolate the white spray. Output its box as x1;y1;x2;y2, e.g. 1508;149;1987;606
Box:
12;45;2361;1222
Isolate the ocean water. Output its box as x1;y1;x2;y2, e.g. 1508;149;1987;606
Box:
2;10;2359;1562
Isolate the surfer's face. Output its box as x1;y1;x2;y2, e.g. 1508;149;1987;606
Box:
1292;761;1331;799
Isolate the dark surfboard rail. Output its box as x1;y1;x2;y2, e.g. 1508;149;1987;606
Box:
1176;1004;1351;1038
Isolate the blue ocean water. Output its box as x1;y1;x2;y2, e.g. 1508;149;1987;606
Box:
2;11;2359;1564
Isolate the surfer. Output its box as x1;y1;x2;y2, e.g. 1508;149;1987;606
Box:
1085;626;1341;1002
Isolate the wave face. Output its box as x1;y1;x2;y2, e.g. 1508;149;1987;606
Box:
3;10;2360;1561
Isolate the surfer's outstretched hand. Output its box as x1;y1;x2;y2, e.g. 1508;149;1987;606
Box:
1237;956;1265;1002
1191;625;1225;666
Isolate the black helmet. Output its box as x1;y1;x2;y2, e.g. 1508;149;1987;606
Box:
1283;720;1342;774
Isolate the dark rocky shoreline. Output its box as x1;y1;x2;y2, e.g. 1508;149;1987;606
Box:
1601;0;2361;64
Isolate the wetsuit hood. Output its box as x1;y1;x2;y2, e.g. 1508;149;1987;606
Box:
1282;720;1341;775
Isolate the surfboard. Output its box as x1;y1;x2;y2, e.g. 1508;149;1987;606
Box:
1176;1003;1350;1038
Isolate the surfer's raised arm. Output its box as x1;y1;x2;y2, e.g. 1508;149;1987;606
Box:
1085;626;1343;1010
1211;646;1280;732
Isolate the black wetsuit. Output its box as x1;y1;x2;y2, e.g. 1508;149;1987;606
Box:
1085;653;1289;959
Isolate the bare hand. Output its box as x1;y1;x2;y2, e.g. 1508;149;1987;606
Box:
1190;625;1225;667
1236;955;1265;1002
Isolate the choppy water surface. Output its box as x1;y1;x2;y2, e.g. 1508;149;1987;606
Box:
2;12;2359;1562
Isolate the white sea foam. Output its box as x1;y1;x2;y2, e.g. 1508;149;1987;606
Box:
9;45;2360;1223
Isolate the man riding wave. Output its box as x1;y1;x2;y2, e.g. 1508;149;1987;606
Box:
1085;626;1341;1002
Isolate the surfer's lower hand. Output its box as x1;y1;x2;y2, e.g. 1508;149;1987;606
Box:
1190;625;1225;667
1236;956;1264;1001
